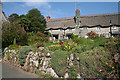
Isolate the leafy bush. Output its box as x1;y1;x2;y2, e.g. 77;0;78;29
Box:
93;37;106;47
72;34;93;46
27;32;49;45
8;45;21;50
2;22;28;48
18;46;33;66
77;50;109;78
51;50;67;77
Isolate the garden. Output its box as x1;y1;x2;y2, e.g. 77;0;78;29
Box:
2;30;120;78
2;8;120;79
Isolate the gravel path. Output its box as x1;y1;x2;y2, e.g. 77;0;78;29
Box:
2;62;39;78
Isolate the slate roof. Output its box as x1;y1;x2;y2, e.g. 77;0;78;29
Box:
46;13;120;30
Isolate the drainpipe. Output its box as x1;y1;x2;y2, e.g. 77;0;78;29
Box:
109;20;112;37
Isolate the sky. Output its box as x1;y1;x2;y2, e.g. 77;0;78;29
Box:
2;2;119;19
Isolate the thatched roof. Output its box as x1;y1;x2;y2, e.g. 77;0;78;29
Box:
46;17;76;30
46;13;120;30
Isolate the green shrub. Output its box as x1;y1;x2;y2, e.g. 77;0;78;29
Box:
2;22;28;48
51;50;67;77
18;46;33;66
93;37;106;47
27;32;49;45
8;45;21;50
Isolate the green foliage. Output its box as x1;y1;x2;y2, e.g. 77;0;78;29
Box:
13;38;16;45
2;23;28;48
27;32;49;45
51;50;67;77
93;37;106;47
69;65;77;78
8;13;19;23
18;46;33;66
35;69;54;78
8;45;21;50
18;18;31;31
77;50;109;78
26;8;46;32
72;34;93;46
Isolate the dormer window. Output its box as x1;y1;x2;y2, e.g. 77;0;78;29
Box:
83;26;87;30
112;26;117;30
97;26;101;30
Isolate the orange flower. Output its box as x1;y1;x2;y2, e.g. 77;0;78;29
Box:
115;60;117;62
109;65;111;67
112;67;114;69
106;62;108;65
72;65;75;67
114;57;116;59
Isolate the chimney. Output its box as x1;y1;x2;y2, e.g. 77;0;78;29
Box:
75;9;80;26
47;14;50;22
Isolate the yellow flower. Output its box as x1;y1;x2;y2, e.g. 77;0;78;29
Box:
100;69;102;72
64;48;65;49
75;43;77;46
69;46;70;49
112;67;114;69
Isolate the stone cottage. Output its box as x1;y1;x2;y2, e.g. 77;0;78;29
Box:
46;9;120;40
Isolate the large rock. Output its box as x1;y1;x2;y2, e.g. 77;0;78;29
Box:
70;54;74;61
46;68;59;78
64;72;69;78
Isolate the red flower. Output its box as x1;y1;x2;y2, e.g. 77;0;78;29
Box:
91;47;94;49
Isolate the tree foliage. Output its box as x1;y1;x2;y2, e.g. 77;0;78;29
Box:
2;22;28;48
26;8;46;32
8;13;19;23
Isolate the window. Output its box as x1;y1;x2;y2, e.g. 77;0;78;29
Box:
50;29;52;32
83;26;87;30
97;26;101;30
69;28;72;31
60;29;63;32
112;26;117;30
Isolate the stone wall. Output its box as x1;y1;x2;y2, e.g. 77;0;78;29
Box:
3;48;82;78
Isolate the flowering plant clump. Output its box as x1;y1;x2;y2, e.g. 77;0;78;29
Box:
87;31;99;39
69;65;77;78
48;41;78;52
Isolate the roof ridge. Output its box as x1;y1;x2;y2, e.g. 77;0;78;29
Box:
48;13;119;21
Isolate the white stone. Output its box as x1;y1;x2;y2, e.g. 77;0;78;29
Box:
64;72;69;78
77;74;82;79
46;68;59;78
33;60;39;67
46;53;50;57
70;54;74;60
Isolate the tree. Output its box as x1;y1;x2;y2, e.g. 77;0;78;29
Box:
18;18;31;31
26;8;46;32
8;13;19;23
2;22;28;48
